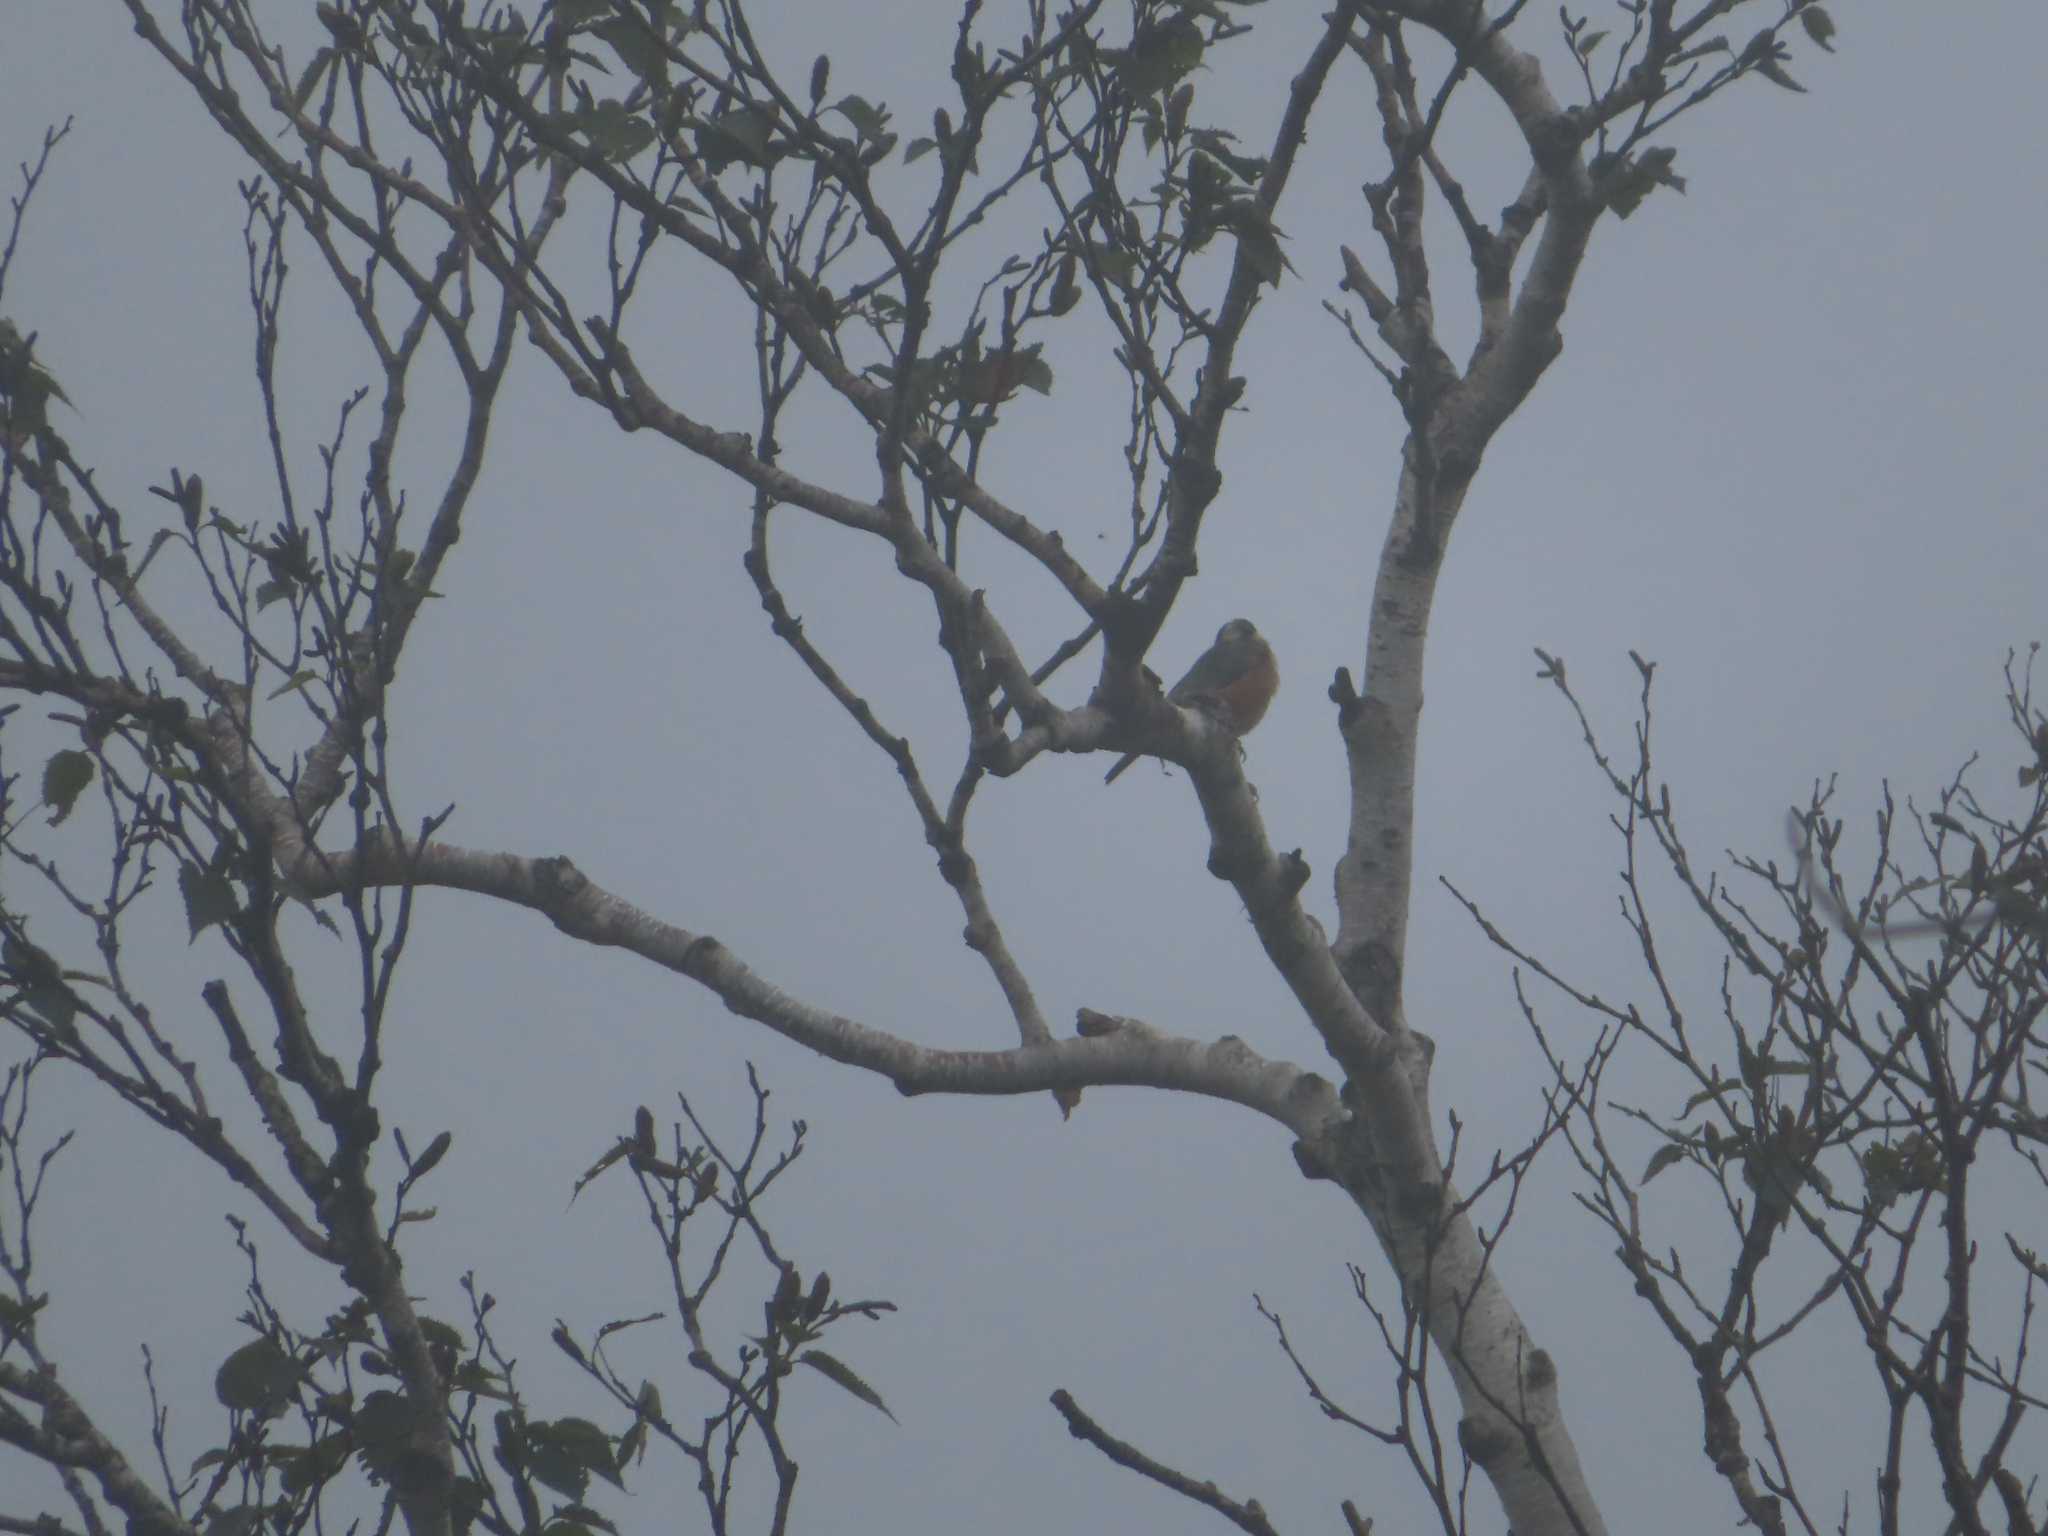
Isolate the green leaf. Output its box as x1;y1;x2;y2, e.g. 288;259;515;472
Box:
1798;4;1836;51
205;1506;271;1536
1641;1142;1687;1184
615;1420;646;1471
0;1290;49;1343
5;935;76;1032
267;670;320;700
214;1337;301;1419
827;94;889;143
1114;16;1204;99
959;346;1053;405
275;1430;352;1496
41;749;94;826
903;137;937;164
409;1130;453;1178
179;862;238;941
417;1316;466;1358
549;1416;625;1489
1078;240;1139;288
293;46;338;110
697;105;778;173
523;1425;591;1500
581;99;657;162
1603;146;1685;219
554;0;612;25
353;1389;433;1486
1229;215;1287;288
131;526;179;583
595;15;666;85
797;1350;896;1422
450;1360;515;1402
0;320;73;433
570;1137;631;1201
1739;30;1806;92
1186;131;1265;184
1679;1080;1731;1118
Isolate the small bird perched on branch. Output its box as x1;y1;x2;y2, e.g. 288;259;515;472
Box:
1104;618;1278;783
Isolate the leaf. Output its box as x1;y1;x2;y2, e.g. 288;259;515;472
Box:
1228;214;1289;288
1755;58;1806;92
1048;252;1080;315
0;1290;49;1343
1739;30;1806;92
0;322;73;433
1114;16;1204;99
409;1130;453;1179
214;1337;301;1419
293;46;338;110
1575;29;1608;58
352;1389;431;1486
570;1137;631;1202
616;1419;646;1470
148;469;205;533
808;54;830;108
549;1417;624;1489
1077;240;1139;288
580;99;657;162
1641;1142;1688;1184
1798;5;1836;52
1186;130;1265;184
255;578;293;612
417;1316;466;1358
827;94;889;143
697;104;778;173
205;1507;272;1536
595;15;666;85
179;862;238;941
548;1507;618;1536
1679;1081;1733;1118
41;749;94;826
959;346;1053;404
3;934;75;1033
903;136;937;164
797;1350;897;1422
267;669;319;700
523;1419;597;1499
449;1360;515;1402
132;527;179;582
275;1430;352;1496
1601;146;1684;219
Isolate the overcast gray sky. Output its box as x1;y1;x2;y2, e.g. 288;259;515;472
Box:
3;3;2045;1533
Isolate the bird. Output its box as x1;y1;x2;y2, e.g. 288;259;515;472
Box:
1103;618;1278;783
